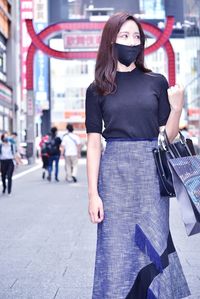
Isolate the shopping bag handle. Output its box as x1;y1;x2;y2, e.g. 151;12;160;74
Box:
161;130;193;158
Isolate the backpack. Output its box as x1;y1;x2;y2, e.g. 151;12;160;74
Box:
41;141;50;156
44;137;58;156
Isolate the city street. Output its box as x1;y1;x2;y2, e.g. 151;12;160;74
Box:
0;159;199;299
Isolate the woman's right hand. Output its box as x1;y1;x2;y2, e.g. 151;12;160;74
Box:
88;194;104;224
167;83;184;112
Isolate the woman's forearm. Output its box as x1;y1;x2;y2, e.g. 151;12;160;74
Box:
87;136;102;198
165;84;184;143
165;109;182;142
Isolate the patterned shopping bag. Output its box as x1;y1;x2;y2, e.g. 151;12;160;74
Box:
169;155;200;236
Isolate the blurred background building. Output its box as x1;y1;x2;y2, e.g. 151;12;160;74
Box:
1;0;200;154
0;0;14;134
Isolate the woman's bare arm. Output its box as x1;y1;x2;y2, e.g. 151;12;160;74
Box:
164;84;184;142
86;133;104;224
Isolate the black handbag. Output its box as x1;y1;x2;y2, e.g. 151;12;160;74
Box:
152;130;196;197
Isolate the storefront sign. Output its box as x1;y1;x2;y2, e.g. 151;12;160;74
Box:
27;93;34;116
34;0;49;111
63;31;101;49
20;0;33;102
64;110;85;122
33;0;48;23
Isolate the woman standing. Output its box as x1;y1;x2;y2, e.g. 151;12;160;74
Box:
85;12;190;299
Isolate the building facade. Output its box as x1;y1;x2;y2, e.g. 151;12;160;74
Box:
0;0;13;133
183;0;200;146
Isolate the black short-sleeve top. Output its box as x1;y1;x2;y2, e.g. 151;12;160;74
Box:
85;68;170;139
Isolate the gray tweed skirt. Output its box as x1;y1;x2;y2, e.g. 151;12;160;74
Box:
92;139;190;299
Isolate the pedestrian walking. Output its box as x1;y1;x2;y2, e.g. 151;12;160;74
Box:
85;12;190;299
0;133;20;195
39;134;50;179
47;127;62;182
61;124;81;182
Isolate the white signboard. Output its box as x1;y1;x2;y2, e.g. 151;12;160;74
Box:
33;0;48;23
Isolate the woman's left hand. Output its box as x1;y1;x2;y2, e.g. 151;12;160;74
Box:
167;84;184;112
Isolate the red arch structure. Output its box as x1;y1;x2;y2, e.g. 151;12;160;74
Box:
26;16;175;89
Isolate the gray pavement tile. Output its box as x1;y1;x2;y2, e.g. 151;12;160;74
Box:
61;271;93;288
0;245;40;259
6;279;58;299
22;259;70;283
54;286;92;299
0;276;19;291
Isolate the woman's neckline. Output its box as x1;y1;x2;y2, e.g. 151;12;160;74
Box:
116;67;138;74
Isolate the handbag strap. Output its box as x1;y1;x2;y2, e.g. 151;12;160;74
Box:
162;129;193;158
163;130;181;158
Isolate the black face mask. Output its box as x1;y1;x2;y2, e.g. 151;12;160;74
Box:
114;43;142;67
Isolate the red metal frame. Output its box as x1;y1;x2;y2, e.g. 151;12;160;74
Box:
26;16;175;90
142;18;175;85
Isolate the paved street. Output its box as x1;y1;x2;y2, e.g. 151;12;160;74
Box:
0;159;199;299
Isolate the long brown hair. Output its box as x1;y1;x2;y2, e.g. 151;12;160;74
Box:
95;12;151;95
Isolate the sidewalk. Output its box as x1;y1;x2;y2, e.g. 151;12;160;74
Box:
14;159;41;175
0;159;199;298
170;199;200;299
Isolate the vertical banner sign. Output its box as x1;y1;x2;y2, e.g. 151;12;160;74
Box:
26;90;34;159
33;0;49;113
20;0;35;163
20;0;33;104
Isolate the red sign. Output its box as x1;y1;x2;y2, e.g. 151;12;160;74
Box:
64;110;85;121
63;31;101;49
20;0;33;101
188;108;200;120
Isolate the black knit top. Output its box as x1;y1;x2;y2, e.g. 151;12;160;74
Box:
85;68;170;139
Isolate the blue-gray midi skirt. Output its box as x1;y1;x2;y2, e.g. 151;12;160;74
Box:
92;140;190;299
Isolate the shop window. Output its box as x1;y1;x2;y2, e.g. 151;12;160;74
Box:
4;115;8;131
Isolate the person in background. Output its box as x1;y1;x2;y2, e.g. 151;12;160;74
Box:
9;132;18;145
47;127;62;182
39;133;50;179
61;124;82;183
9;132;23;163
0;133;21;195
